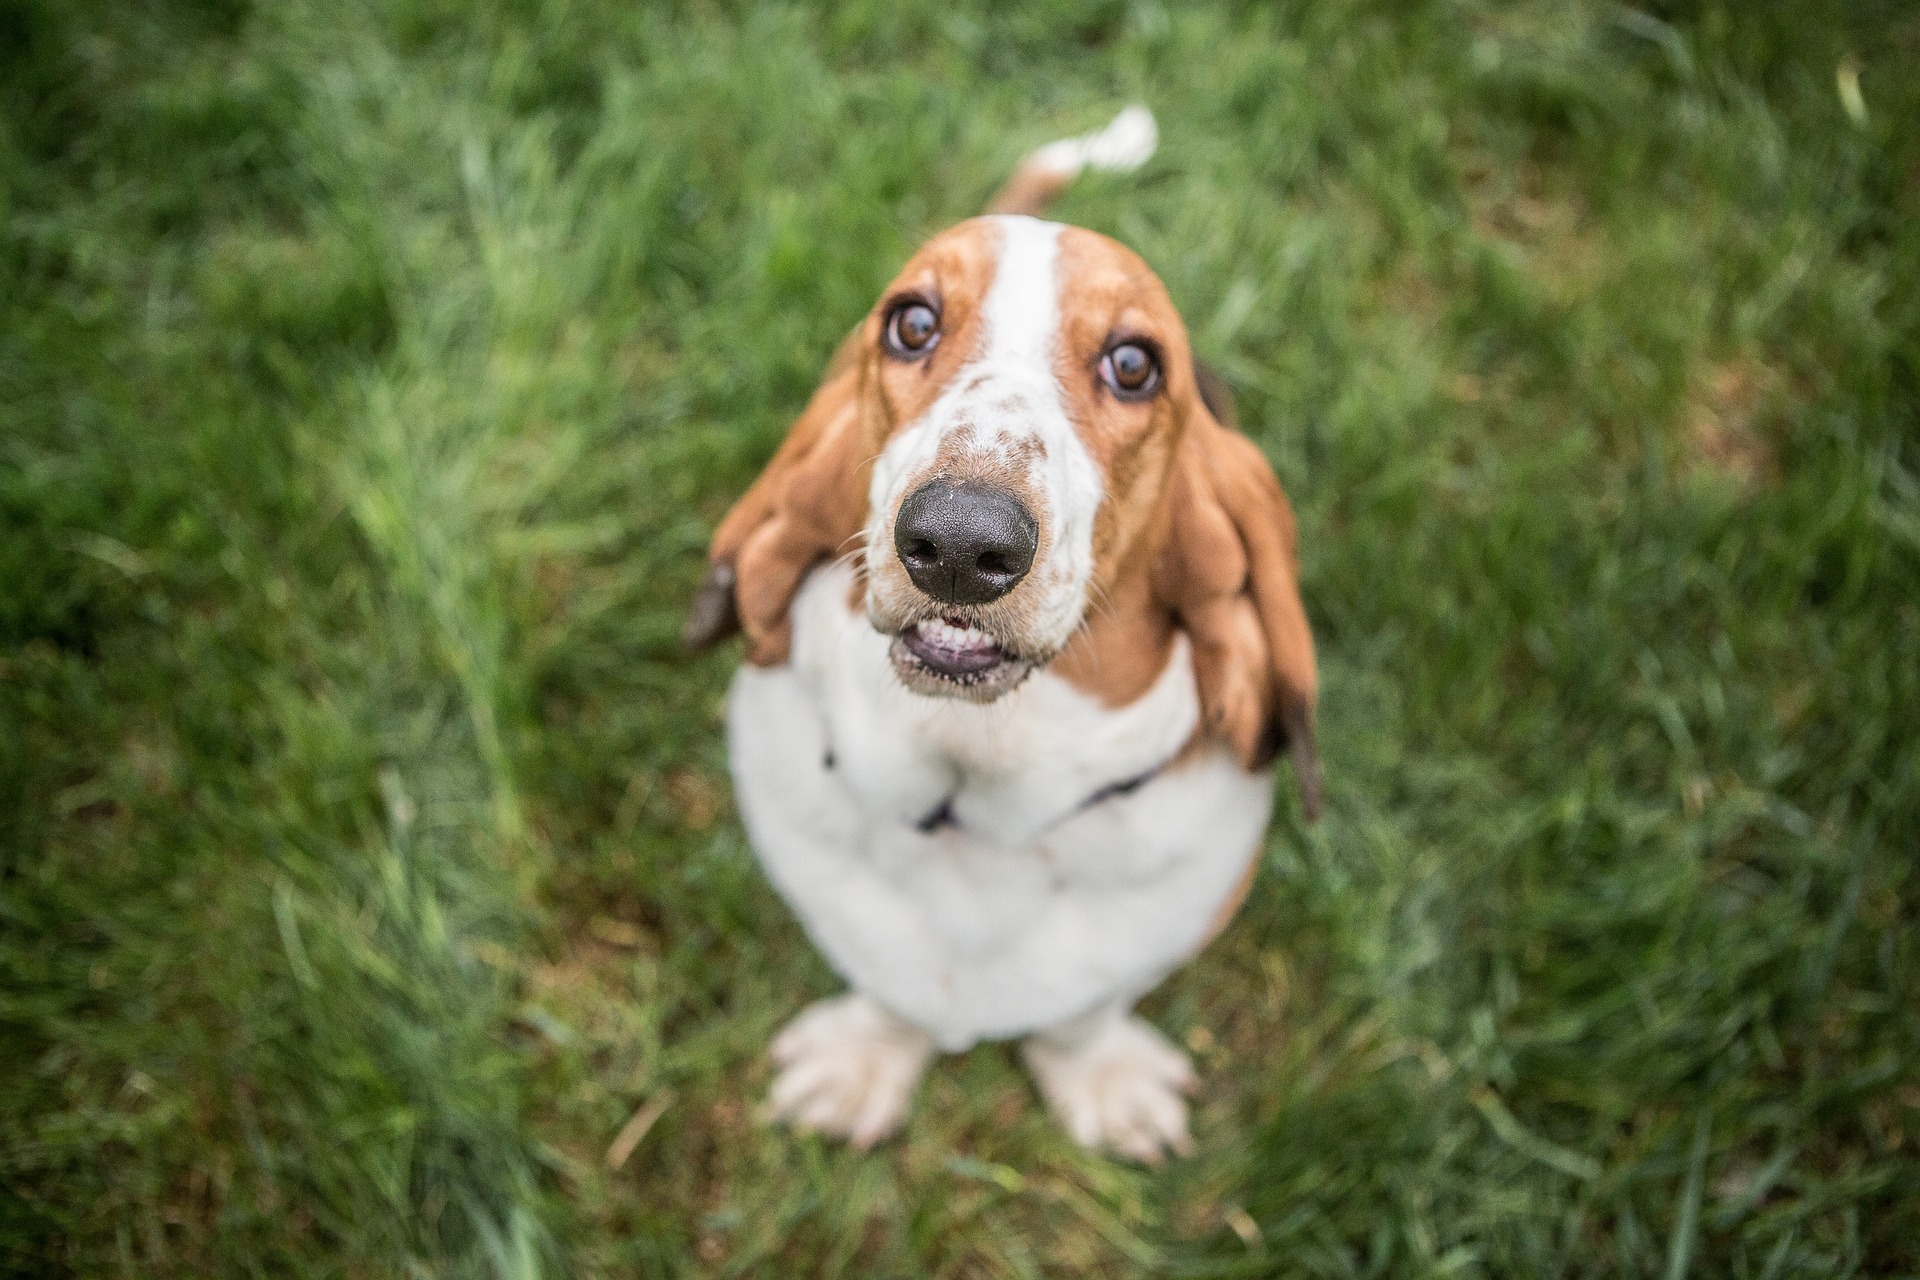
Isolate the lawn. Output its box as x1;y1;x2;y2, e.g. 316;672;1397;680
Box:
3;0;1917;1275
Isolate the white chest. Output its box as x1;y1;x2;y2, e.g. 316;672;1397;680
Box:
726;564;1273;1049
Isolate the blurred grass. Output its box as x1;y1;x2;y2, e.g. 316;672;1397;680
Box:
2;0;1916;1275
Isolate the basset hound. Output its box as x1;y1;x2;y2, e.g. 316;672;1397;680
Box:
685;108;1319;1163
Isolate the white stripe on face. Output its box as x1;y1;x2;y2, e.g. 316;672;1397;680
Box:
979;215;1064;378
866;216;1105;657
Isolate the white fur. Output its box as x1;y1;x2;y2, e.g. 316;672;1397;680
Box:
864;215;1106;654
1028;105;1159;177
728;562;1273;1054
1023;1000;1197;1163
766;993;935;1149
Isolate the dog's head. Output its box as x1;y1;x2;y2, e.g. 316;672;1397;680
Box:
862;215;1192;699
694;214;1320;812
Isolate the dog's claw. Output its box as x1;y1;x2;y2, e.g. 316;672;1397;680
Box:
764;994;935;1149
1023;1015;1199;1164
683;560;741;650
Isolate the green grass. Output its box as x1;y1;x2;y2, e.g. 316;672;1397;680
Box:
3;0;1917;1275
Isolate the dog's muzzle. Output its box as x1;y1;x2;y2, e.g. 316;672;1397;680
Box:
887;478;1039;699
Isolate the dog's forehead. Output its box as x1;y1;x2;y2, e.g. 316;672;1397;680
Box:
889;217;1003;299
1051;223;1172;308
889;217;1177;333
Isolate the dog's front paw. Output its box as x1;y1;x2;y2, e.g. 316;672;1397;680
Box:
765;994;935;1149
1022;1014;1198;1164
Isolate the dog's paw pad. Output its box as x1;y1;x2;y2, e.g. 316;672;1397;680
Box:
1023;1016;1198;1164
765;995;935;1149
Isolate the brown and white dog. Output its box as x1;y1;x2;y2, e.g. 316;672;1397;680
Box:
685;108;1319;1163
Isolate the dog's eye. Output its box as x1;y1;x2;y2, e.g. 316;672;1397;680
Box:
1100;341;1160;399
885;301;941;358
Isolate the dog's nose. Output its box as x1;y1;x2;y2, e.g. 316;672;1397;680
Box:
893;480;1038;605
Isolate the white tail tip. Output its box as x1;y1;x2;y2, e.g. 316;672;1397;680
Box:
1028;105;1159;178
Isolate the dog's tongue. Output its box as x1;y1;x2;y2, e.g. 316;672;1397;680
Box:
903;618;1004;674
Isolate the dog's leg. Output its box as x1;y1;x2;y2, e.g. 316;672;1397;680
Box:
765;993;936;1149
1020;1001;1198;1164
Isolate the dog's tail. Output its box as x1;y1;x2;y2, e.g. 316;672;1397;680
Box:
985;105;1158;218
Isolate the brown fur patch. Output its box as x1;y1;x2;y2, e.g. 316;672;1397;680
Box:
706;223;1005;665
1151;421;1321;815
986;163;1074;218
1041;227;1319;810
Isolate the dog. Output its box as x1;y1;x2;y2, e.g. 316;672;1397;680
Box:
684;107;1319;1163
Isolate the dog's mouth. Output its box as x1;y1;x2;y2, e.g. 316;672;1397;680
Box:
902;616;1004;675
888;615;1032;700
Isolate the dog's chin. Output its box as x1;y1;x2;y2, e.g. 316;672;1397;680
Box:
888;617;1034;703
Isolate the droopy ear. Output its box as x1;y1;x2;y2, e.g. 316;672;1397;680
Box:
1152;398;1322;818
683;340;871;666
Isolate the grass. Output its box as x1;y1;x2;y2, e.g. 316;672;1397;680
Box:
3;0;1917;1275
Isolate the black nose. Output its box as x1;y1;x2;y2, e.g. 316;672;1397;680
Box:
893;480;1038;605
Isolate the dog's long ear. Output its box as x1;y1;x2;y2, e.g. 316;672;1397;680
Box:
684;343;871;666
1152;388;1321;818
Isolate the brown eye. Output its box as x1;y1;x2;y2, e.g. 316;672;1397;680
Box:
1100;341;1160;398
885;300;940;358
